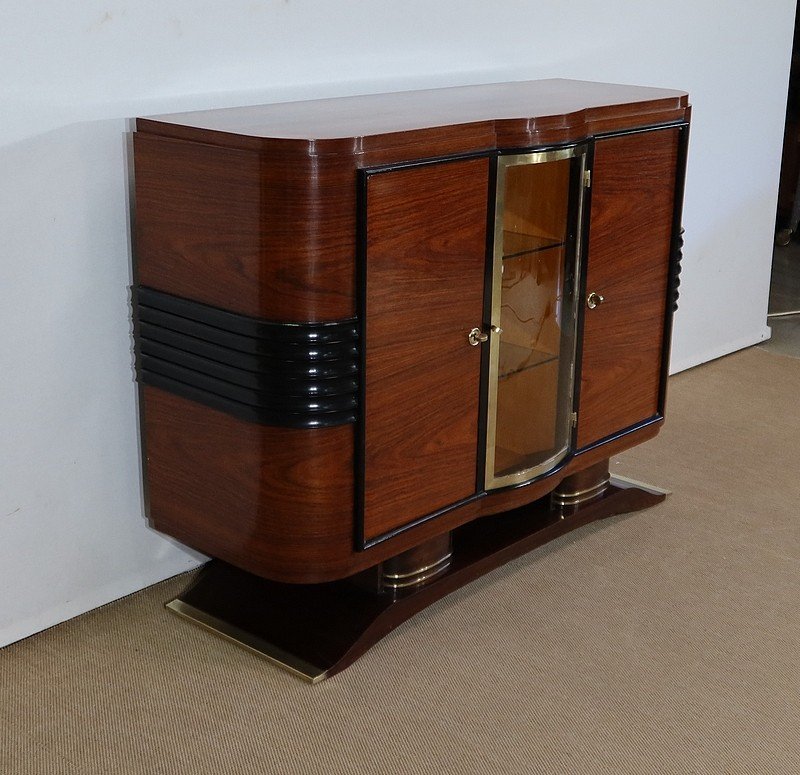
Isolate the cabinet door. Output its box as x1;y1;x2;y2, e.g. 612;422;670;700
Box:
486;147;586;489
577;127;680;449
362;158;489;542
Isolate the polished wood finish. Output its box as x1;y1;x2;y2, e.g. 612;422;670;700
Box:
143;386;356;583
363;159;488;539
138;79;688;154
135;81;688;591
144;385;664;583
133;134;356;321
169;477;666;681
577;127;680;448
133;80;688;322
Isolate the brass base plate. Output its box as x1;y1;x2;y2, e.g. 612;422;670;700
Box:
165;478;667;683
609;474;671;496
166;599;327;684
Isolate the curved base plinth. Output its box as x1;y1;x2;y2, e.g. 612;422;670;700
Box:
166;475;668;683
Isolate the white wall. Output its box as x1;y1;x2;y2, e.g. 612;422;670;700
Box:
0;1;794;646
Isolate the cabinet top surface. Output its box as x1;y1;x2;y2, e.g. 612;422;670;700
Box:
136;79;689;153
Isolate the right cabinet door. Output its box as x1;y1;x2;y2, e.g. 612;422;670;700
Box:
577;126;680;449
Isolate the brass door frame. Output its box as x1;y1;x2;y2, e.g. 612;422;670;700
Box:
485;144;588;490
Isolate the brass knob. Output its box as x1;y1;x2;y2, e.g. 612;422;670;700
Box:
468;327;488;346
467;325;501;346
587;291;605;309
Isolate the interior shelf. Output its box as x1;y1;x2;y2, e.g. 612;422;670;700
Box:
498;342;559;379
502;230;565;260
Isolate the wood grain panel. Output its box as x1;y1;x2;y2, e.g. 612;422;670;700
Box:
363;158;489;540
134;134;355;321
577;127;679;448
143;387;357;583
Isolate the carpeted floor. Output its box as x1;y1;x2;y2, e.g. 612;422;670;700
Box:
2;347;799;774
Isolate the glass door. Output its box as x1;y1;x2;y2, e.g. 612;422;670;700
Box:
485;145;588;489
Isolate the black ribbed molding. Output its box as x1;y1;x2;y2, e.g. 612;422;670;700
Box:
670;227;684;312
135;287;359;428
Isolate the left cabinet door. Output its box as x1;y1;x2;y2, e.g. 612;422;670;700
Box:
361;157;489;543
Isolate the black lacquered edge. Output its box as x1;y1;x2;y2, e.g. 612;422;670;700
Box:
141;355;359;412
670;227;685;312
139;324;358;375
658;122;690;417
142;371;357;428
138;306;358;359
137;286;358;343
140;339;358;393
135;287;359;429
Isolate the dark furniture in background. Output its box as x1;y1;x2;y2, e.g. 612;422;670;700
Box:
776;3;800;244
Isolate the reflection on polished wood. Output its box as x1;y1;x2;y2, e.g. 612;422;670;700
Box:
138;79;688;156
166;475;667;682
135;82;689;680
143;384;669;584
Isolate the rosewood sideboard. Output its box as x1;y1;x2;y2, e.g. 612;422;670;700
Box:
132;79;690;681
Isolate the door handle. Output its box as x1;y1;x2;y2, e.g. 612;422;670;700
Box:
587;292;605;309
468;325;502;346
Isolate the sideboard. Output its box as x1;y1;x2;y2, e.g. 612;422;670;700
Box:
132;79;690;681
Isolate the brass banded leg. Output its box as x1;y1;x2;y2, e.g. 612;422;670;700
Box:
380;533;453;591
551;460;610;507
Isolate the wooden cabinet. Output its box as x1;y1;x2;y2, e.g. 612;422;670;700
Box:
133;79;689;680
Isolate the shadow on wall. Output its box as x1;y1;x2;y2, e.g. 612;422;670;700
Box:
0;123;207;576
1;118;146;510
0;115;209;646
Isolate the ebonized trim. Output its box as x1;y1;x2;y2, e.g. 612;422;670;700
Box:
659;122;690;416
137;286;357;342
135;287;359;429
354;168;369;551
571;137;596;448
476;155;498;493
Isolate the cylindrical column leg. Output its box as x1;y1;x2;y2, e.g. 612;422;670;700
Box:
551;459;610;508
380;532;453;592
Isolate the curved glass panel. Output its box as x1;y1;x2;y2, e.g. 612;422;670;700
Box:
485;145;587;489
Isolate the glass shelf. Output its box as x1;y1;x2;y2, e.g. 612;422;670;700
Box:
502;230;564;260
498;342;558;380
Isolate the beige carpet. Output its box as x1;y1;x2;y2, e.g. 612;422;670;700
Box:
2;347;799;774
